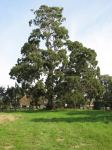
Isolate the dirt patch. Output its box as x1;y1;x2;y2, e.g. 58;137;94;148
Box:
0;114;21;123
4;145;14;150
56;137;64;142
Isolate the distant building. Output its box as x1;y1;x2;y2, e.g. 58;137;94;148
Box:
19;95;31;107
19;95;48;109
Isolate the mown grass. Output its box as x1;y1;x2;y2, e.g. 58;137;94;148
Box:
0;109;112;150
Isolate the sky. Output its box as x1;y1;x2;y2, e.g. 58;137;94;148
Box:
0;0;112;87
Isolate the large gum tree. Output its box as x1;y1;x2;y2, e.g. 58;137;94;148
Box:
10;5;68;109
10;5;102;109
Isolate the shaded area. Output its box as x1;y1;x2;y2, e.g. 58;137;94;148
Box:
2;109;112;123
3;109;60;113
31;110;112;123
66;110;107;116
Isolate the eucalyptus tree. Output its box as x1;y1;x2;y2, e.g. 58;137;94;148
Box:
10;5;68;109
0;87;5;104
9;5;103;109
100;75;112;109
66;41;103;106
0;86;5;99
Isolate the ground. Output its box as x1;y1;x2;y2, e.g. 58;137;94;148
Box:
0;109;112;150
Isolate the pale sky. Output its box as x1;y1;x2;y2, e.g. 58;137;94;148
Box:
0;0;112;87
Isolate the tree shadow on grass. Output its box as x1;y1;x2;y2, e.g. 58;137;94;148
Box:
3;109;60;114
31;114;112;123
66;110;106;116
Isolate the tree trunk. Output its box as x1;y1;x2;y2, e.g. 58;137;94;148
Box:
47;97;55;110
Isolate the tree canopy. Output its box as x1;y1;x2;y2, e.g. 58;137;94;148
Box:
9;5;104;109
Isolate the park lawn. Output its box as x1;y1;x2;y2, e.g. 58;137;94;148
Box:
0;110;112;150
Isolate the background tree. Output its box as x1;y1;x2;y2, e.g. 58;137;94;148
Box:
0;86;6;110
100;75;112;109
65;41;103;107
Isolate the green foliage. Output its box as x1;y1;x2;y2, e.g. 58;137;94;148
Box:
0;87;6;108
9;5;103;109
0;87;5;100
100;75;112;107
63;41;103;105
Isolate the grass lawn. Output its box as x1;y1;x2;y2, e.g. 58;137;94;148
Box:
0;109;112;150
